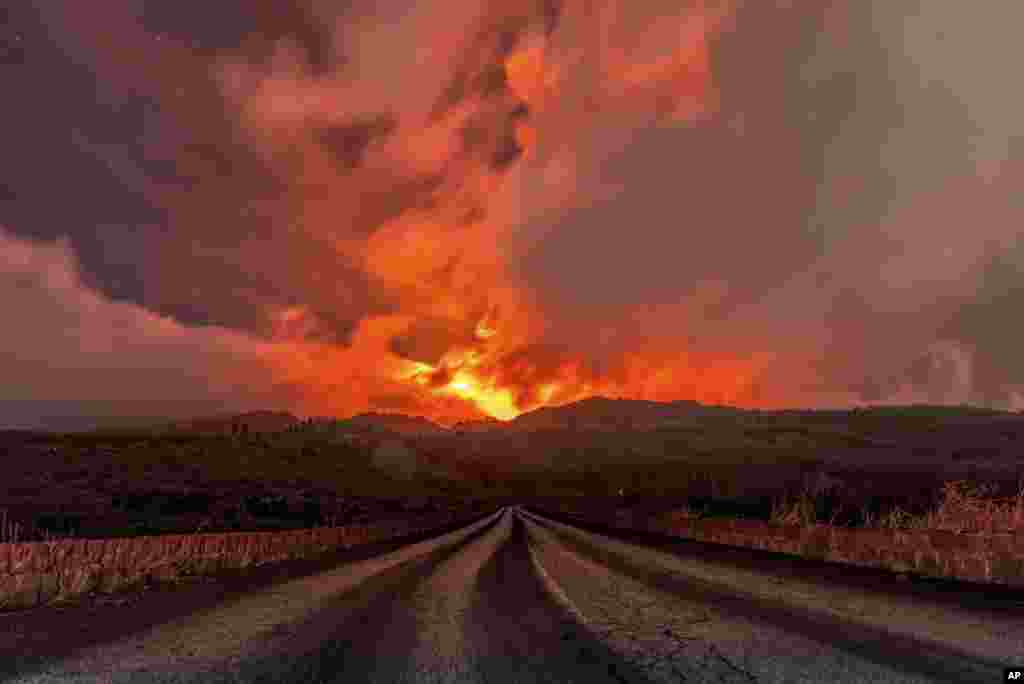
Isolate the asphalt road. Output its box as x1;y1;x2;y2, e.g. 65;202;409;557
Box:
1;507;1021;683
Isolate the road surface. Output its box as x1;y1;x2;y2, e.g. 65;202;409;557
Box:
1;507;1021;683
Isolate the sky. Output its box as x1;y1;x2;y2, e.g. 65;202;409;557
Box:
2;1;1023;430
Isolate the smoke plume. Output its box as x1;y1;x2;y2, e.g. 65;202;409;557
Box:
3;1;1023;426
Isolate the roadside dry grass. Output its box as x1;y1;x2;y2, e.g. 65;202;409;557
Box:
768;479;1024;533
0;509;46;544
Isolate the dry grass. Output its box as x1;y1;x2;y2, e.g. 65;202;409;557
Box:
769;495;823;528
0;509;71;544
909;480;1024;533
769;479;1024;533
0;509;22;544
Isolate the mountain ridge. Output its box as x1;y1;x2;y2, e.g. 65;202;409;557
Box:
109;398;1018;437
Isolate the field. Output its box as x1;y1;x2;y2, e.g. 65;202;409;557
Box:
0;428;485;542
3;404;1023;543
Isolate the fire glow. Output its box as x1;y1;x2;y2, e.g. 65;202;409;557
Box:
10;1;1023;430
239;1;771;425
192;0;776;425
381;311;767;423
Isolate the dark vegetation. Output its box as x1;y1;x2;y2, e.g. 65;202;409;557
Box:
2;403;1023;541
0;427;480;541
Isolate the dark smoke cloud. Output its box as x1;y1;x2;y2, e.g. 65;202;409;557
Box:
506;1;1024;408
0;229;303;428
3;0;1023;427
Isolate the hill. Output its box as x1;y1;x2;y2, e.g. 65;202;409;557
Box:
333;412;449;437
452;418;504;433
168;410;300;435
503;396;746;432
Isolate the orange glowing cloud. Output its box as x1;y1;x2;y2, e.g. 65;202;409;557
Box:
15;0;1024;432
249;1;750;423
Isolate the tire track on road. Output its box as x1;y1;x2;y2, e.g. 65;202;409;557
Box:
466;514;654;683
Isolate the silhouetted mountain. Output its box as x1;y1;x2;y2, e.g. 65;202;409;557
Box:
504;396;746;432
452;418;504;433
335;412;449;437
169;410;300;435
